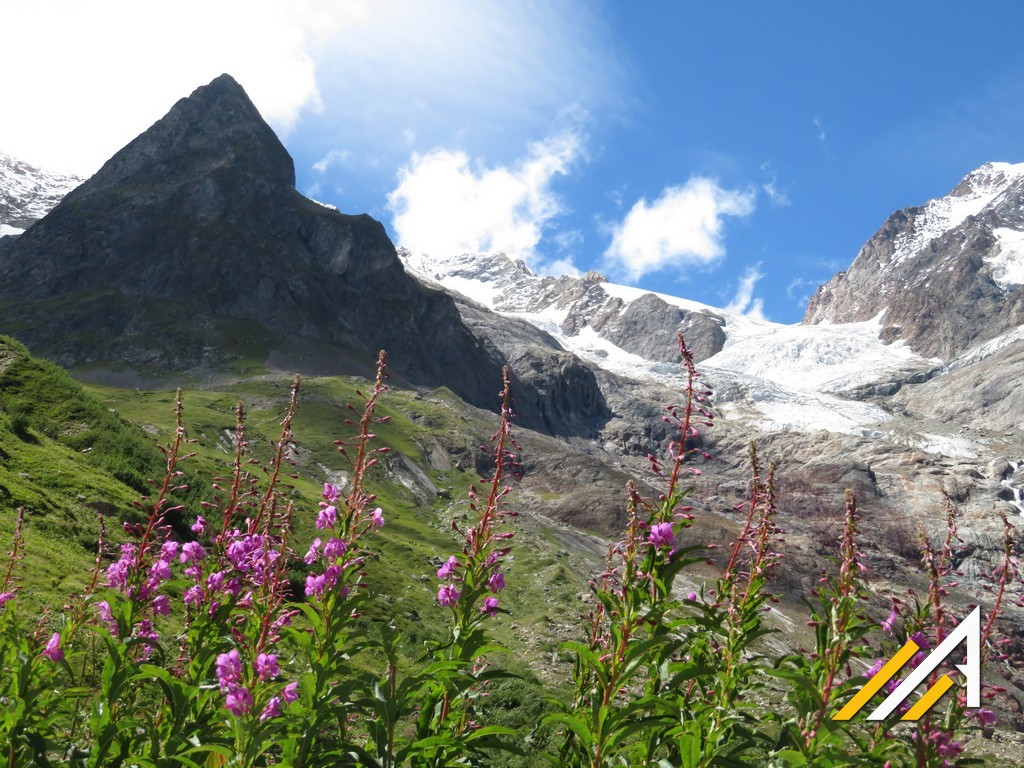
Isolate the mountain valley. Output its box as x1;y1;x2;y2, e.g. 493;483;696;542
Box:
3;75;1024;746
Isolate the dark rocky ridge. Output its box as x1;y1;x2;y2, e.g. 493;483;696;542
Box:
0;74;605;436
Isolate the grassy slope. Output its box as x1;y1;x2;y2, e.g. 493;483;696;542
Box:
0;337;592;758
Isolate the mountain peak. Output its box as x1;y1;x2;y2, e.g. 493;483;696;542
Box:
804;160;1024;359
80;73;294;199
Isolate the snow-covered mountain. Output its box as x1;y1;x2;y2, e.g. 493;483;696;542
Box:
806;162;1024;358
0;152;83;236
402;162;1024;447
401;249;942;436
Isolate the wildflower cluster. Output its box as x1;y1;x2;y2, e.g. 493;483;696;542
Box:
0;338;1018;767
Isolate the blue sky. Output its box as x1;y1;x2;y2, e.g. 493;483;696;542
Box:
4;2;1024;322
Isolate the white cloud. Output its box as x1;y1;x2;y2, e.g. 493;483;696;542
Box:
1;0;352;174
387;132;582;265
312;149;353;173
603;178;755;282
312;2;626;165
726;264;766;319
543;257;582;278
1;1;625;176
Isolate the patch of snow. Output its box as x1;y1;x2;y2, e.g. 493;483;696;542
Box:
703;314;934;394
306;197;339;212
0;152;83;227
987;227;1024;287
892;162;1024;264
915;433;977;460
400;248;938;437
0;224;24;237
946;323;1024;371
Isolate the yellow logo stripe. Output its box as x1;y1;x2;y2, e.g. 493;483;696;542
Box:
832;639;920;721
901;674;954;721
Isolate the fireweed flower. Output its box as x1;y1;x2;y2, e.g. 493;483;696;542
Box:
256;653;280;681
881;606;899;634
260;695;283;722
225;687;253;717
371;507;385;528
323;537;346;559
180;541;205;563
304;538;322;564
152;594;171;616
974;708;997;726
216;649;243;692
305;573;327;598
0;591;13;608
191;515;207;534
41;632;64;662
323;483;340;502
282;681;299;703
316;505;337;530
438;556;459;580
160;540;179;561
481;596;499;615
487;571;505;592
648;522;675;550
438;584;461;606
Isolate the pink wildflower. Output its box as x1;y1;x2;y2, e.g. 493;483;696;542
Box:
225;687;253;716
371;507;385;528
152;594;171;616
180;541;205;563
481;596;499;615
881;606;898;634
256;653;280;681
282;681;300;703
438;584;460;607
216;649;243;692
648;522;674;549
41;632;64;662
304;537;321;564
437;556;459;579
488;571;505;592
323;538;347;559
259;695;283;722
316;505;336;530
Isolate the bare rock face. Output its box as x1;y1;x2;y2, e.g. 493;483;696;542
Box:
597;293;726;363
805;163;1024;360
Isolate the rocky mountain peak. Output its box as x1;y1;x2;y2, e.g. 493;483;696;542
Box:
804;161;1024;359
79;73;294;200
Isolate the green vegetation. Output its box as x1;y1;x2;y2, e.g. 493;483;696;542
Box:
0;336;1015;766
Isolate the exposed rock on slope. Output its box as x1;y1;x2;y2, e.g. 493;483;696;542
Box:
805;163;1024;359
401;250;729;363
